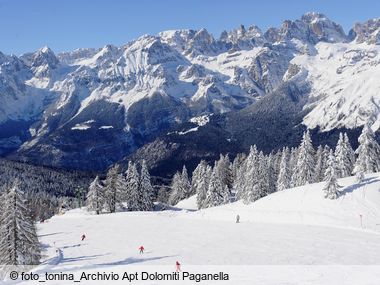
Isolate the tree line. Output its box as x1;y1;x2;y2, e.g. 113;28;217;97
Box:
173;122;380;209
86;160;154;214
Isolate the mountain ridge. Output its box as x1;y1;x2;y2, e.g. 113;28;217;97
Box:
0;12;380;171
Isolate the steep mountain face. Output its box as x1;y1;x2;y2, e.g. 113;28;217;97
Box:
0;12;379;171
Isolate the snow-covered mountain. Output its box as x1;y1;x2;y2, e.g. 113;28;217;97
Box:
1;12;380;170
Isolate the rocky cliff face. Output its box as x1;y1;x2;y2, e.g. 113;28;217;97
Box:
349;18;380;44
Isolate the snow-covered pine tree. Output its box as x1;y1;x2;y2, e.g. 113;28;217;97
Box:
125;161;140;211
241;145;260;204
221;185;230;204
266;153;277;194
215;154;233;192
138;160;154;211
231;153;246;183
204;168;225;207
104;164;122;213
323;150;342;199
292;130;315;187
233;157;247;202
192;160;204;194
288;147;298;185
355;164;365;183
0;180;41;266
86;176;105;215
192;160;209;209
314;145;324;183
24;190;59;222
354;122;380;176
272;149;283;184
168;165;192;205
335;133;355;178
243;149;266;204
168;172;184;205
156;185;170;204
203;165;213;205
180;165;191;198
322;145;331;171
344;133;356;173
277;147;291;191
255;152;271;198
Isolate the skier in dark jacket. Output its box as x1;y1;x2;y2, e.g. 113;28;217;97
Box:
81;234;86;241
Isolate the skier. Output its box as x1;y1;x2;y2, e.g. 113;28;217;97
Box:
176;261;181;272
81;234;86;241
236;214;240;223
139;246;145;254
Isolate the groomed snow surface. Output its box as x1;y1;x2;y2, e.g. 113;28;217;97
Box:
6;173;380;284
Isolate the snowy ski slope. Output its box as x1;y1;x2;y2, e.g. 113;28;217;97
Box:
5;173;380;284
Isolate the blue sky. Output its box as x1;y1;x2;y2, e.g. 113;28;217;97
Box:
0;0;379;55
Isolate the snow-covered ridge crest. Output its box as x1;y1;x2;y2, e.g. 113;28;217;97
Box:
290;41;380;131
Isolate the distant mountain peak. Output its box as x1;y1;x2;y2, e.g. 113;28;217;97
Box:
350;18;380;44
31;46;59;69
301;11;328;22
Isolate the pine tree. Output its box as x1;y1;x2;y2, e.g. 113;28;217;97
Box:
180;166;191;198
322;145;331;173
335;133;355;178
255;152;270;198
193;161;209;209
354;122;380;176
233;158;247;201
272;149;283;185
314;145;325;183
355;164;365;183
86;176;105;215
241;148;266;204
323;150;342;199
139;160;154;211
292;130;315;187
344;133;356;173
231;153;246;183
215;154;233;192
0;180;41;266
192;160;204;195
204;168;224;207
221;185;230;204
125;162;140;211
104;164;125;213
266;153;277;194
277;147;291;191
168;172;184;205
241;145;260;203
288;147;298;184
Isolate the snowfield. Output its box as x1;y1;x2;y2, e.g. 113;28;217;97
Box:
294;42;380;131
6;173;380;284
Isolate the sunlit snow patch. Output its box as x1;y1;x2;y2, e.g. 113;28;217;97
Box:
189;114;211;126
71;120;95;130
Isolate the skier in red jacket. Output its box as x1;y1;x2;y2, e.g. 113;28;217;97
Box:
139;246;145;254
176;261;181;272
